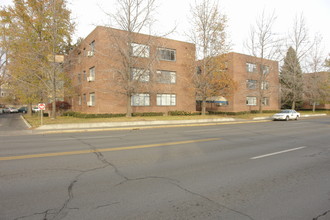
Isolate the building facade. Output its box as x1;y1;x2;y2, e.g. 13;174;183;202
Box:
202;52;280;112
66;26;196;114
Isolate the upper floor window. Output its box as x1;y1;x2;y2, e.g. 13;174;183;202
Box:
158;48;176;61
131;43;150;58
261;65;270;74
246;63;257;73
261;81;269;90
131;68;150;82
88;67;95;81
156;70;176;84
90;40;95;53
246;79;257;89
131;93;150;106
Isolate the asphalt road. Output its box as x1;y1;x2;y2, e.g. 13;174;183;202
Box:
0;115;330;220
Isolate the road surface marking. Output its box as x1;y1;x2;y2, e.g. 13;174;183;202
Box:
250;146;307;160
0;138;220;161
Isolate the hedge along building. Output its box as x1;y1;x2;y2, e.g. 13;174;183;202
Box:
197;52;280;112
65;26;196;115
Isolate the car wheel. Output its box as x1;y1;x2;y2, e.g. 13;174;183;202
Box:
285;116;289;121
295;116;299;120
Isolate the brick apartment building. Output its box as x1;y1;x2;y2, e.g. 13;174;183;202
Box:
66;27;280;114
66;26;196;114
201;52;280;112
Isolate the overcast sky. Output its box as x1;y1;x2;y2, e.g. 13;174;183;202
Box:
2;0;330;57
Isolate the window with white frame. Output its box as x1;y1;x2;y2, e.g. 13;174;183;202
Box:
157;94;176;106
261;65;270;74
246;96;257;105
158;48;176;61
131;43;150;58
78;95;82;105
131;94;150;106
156;70;176;84
89;67;95;81
89;93;95;106
246;63;257;73
262;97;269;106
246;79;257;89
131;68;150;82
261;81;269;90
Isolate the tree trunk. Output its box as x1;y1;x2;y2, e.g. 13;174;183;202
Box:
126;94;132;117
312;102;316;112
292;100;296;110
201;97;207;115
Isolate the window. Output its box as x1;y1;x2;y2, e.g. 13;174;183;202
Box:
83;94;86;103
131;68;150;82
83;71;87;81
262;97;269;106
261;65;270;74
158;48;176;61
131;43;150;58
156;70;176;84
246;63;257;73
89;67;95;81
90;40;95;53
261;81;269;90
78;73;82;84
157;94;176;106
246;79;257;89
78;95;82;105
89;93;95;106
246;96;257;106
131;94;150;106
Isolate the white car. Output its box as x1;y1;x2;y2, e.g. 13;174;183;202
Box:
272;109;300;121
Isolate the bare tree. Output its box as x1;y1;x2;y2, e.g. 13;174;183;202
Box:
244;10;281;113
188;0;234;115
304;37;329;112
101;0;161;117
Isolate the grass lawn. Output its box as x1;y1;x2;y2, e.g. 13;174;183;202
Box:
23;110;329;128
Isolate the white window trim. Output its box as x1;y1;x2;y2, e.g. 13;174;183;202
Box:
157;94;176;106
131;43;150;58
158;48;176;61
246;96;257;106
246;63;257;73
131;93;150;106
131;68;150;82
156;70;176;84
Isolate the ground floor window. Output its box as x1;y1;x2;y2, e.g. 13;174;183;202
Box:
246;96;257;106
88;92;95;106
262;97;269;106
157;94;176;106
131;93;150;106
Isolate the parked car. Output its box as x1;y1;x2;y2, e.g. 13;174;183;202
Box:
272;109;300;121
18;106;28;113
3;107;19;113
32;106;40;113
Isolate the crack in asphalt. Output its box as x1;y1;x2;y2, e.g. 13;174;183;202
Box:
313;209;330;220
16;136;254;220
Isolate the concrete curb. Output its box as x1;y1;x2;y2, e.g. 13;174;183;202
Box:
36;118;236;130
20;115;32;129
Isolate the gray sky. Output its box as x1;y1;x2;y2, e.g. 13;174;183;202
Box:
68;0;330;58
2;0;330;57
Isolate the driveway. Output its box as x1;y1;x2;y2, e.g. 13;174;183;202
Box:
0;113;30;136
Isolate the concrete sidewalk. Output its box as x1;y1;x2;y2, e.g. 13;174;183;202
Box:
29;113;327;134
